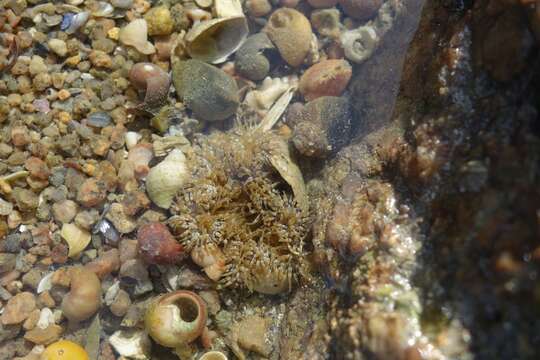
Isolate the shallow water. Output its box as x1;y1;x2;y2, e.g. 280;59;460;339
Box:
0;0;539;359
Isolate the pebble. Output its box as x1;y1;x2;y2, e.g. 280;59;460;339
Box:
144;6;174;36
118;239;139;264
172;60;239;121
1;292;36;325
338;0;383;21
47;39;68;57
105;203;137;234
77;178;107;207
308;0;338;7
28;56;48;76
246;0;272;17
263;8;313;67
85;249;120;279
24;157;50;180
299;59;352;101
52;199;78;223
74;209;100;230
89;50;113;68
22;309;40;331
110;289;131;317
24;324;63;345
0;253;17;274
12;187;39;211
11;125;31;147
119;259;153;295
236;316;271;356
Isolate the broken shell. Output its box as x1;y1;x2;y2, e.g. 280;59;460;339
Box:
125;131;142;150
145;290;207;348
109;330;152;360
214;0;244;18
264;8;313;67
91;1;114;17
191;244;226;281
146;149;189;209
64;11;89;34
37;272;54;294
262;136;308;212
199;351;228;360
60;223;91;258
299;59;352;101
185;17;248;64
61;267;102;323
245;76;295;113
120;19;156;55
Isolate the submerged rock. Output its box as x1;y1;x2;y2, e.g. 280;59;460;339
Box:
292;96;352;158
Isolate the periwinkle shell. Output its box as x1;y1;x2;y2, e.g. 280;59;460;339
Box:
172;60;239;121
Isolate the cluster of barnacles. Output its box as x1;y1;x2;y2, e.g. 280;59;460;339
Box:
169;125;310;294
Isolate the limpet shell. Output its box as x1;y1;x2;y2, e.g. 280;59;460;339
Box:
263;8;313;67
60;223;92;258
185;17;248;64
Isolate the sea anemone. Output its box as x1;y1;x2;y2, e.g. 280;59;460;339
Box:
169;125;309;294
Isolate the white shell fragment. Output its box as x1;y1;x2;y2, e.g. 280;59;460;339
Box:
185;17;248;64
120;19;156;55
109;330;152;360
146;149;189;209
60;223;92;258
37;272;54;294
215;0;243;18
257;85;296;132
263;136;308;212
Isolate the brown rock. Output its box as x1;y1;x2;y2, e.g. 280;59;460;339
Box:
1;292;36;325
338;0;383;21
37;291;55;308
24;324;63;345
11;126;31;147
22;309;40;331
110;289;131;317
89;50;113;68
299;59;352;101
77;178;107;207
236;316;271;356
121;190;150;216
24;157;50;180
308;0;338;8
85;249;121;279
105;203;137;234
52;199;78;223
119;239;139;264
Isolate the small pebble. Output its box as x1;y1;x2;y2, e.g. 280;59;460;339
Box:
144;6;174;36
47;39;68;57
52;199;78;223
1;291;36;325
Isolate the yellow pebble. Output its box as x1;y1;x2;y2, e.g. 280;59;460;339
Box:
57;89;71;101
65;55;81;67
107;27;120;40
42;340;89;360
57;111;71;124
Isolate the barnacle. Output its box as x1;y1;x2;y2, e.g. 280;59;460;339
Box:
169;125;309;294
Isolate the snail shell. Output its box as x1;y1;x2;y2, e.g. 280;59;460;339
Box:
146;149;189;209
145;290;207;347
